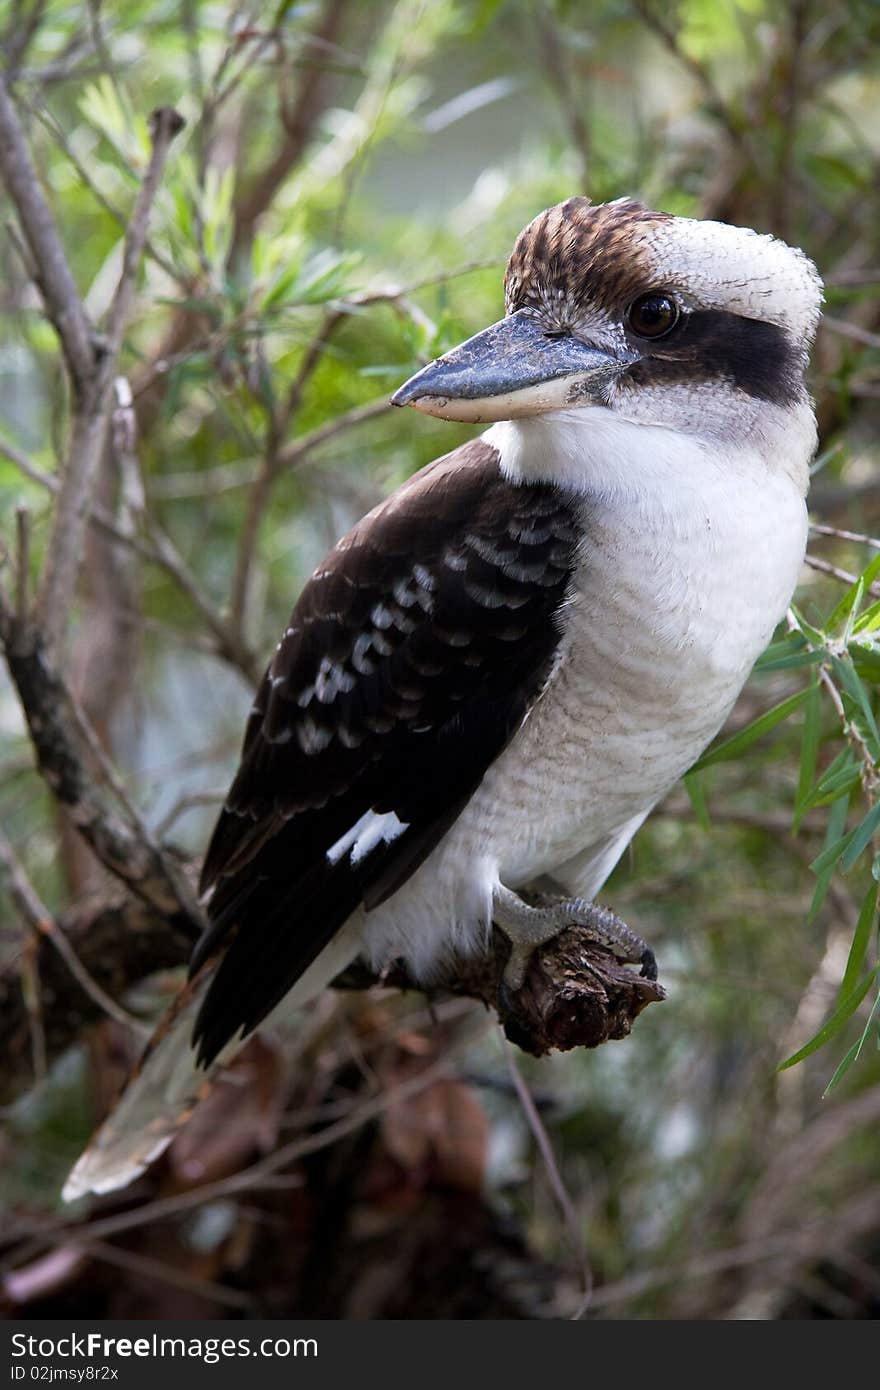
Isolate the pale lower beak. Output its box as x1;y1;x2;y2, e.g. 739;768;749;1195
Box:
391;308;633;422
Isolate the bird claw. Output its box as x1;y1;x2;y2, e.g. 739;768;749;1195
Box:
493;883;658;991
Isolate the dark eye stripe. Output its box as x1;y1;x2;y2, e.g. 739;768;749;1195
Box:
622;309;802;406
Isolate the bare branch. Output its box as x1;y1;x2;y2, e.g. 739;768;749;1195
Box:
35;107;185;654
0;70;95;387
0;431;261;681
810;523;880;550
804;552;880;598
631;0;752;155
0;596;202;925
822;314;880;350
275;393;392;472
229;0;352;261
0;891;191;1106
0;829;147;1037
336;918;665;1059
102;108;185;358
0;870;662;1107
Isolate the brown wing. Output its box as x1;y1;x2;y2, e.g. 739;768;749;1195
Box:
192;438;578;1064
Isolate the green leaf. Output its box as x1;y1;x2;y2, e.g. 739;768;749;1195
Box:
683;771;710;830
840;801;880;873
851;643;880;682
788;606;826;648
821;1038;862;1096
853;600;880;636
794;675;821;830
827;986;880;1094
755;633;807;670
690;688;811;772
839;881;878;1000
826;550;880;632
778;967;877;1070
831;654;880;759
808;793;850;921
757;649;824;674
798;748;861;814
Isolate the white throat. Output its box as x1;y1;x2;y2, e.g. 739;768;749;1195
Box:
484;397;816;505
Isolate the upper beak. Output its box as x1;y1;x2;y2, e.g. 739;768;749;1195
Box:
391;308;634;422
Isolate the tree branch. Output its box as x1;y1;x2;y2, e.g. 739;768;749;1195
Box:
34;107;184;654
0;596;202;927
0;70;95;389
338;918;664;1058
0;892;191;1106
0;876;663;1105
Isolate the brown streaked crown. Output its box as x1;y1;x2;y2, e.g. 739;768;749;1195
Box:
504;197;672;322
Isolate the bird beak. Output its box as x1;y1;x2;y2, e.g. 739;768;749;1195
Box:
391;308;633;422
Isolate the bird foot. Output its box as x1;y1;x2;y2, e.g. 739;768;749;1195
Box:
492;884;657;991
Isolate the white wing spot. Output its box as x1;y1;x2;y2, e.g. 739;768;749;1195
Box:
297;716;333;755
327;809;409;867
443;551;467;572
371;603;395;631
413;563;437;593
315;657;355;703
393;578;418;608
352;633;376;675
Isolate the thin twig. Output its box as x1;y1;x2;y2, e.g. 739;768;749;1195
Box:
275;394;392;472
229;306;347;631
804;553;880;599
0;829;147;1036
503;1036;593;1317
821;314;880;350
34;107;185;655
0;431;258;681
78;1239;255;1311
0;590;202;922
0;71;95;387
23;98;183;284
14;507;31;629
631;0;751;154
810;524;880;551
102;108;185;358
18;934;47;1084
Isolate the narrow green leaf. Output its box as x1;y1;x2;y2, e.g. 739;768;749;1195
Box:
808;794;850;921
853;600;880;636
691;688;810;772
851;644;880;682
839;801;880;873
849;987;880;1068
794;675;821;831
757;649;824;674
822;1038;861;1096
831;654;880;758
755;633;806;670
798;748;861;814
824;988;880;1094
809;441;843;477
683;771;710;830
778;967;877;1070
839;882;878;1000
788;606;826;648
826;550;880;631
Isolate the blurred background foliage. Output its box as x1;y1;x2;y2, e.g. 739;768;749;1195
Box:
1;0;880;1319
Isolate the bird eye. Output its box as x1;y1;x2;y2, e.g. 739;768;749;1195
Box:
628;292;679;340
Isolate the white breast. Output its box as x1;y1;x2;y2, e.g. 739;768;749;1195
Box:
358;407;810;978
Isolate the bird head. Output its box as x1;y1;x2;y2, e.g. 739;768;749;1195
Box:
391;196;822;447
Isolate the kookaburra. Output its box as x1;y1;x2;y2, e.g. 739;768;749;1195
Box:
64;196;822;1201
